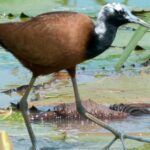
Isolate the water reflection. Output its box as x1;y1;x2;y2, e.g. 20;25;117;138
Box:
6;115;150;150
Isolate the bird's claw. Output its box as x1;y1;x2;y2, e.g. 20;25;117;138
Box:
119;134;127;150
103;132;127;150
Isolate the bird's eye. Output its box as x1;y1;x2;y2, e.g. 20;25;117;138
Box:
118;10;124;15
114;9;124;15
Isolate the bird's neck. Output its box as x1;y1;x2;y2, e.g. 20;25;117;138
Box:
86;18;118;59
95;19;118;49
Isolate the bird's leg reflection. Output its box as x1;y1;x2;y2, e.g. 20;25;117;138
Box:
19;76;37;150
70;76;150;150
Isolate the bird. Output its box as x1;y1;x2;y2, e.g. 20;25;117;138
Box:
0;3;150;150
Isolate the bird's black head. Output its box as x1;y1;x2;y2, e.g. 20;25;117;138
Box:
98;3;150;28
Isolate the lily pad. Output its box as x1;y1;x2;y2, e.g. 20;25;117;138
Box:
1;112;23;122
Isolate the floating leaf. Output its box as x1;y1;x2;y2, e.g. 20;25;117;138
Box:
2;111;23;122
49;131;66;141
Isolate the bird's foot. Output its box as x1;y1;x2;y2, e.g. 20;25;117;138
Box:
103;131;150;150
83;112;150;150
103;133;126;150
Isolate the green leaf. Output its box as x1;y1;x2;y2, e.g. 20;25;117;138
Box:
0;111;24;122
115;14;150;71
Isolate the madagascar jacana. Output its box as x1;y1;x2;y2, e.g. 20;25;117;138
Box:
0;3;150;150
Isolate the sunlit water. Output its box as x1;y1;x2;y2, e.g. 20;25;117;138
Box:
0;0;150;149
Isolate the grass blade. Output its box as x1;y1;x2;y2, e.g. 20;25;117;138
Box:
115;14;150;71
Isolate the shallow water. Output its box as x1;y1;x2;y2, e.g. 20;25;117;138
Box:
0;0;150;150
0;114;150;150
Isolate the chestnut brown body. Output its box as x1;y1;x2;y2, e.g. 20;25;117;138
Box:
0;12;95;76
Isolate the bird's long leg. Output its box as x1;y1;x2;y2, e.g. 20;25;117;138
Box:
19;76;37;150
68;69;150;150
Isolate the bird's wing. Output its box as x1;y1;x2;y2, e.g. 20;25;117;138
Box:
0;12;94;67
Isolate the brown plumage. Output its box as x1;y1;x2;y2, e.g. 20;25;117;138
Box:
0;12;94;76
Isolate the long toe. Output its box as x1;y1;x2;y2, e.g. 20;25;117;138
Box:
102;132;127;150
120;134;127;150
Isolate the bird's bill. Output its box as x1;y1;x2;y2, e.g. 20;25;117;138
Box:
131;17;150;28
127;13;150;28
